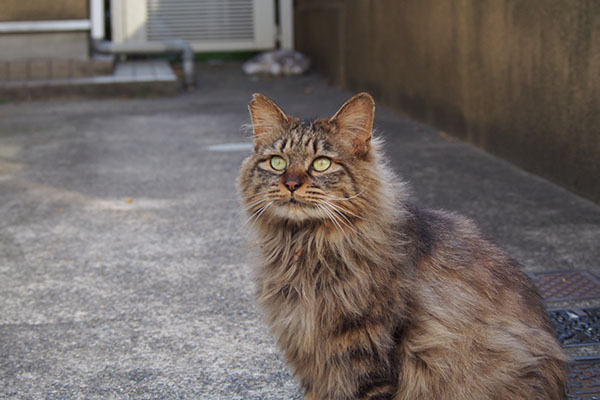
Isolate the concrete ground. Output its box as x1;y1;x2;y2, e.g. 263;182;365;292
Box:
1;62;599;399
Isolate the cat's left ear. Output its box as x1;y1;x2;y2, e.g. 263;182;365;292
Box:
328;92;374;155
248;93;290;148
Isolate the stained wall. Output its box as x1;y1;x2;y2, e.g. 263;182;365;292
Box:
295;0;600;203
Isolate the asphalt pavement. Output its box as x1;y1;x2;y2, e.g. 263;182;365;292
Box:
1;62;599;399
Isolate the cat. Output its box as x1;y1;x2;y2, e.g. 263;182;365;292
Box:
242;49;311;76
238;92;568;400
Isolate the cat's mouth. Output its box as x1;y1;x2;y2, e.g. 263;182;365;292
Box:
287;196;312;207
279;193;325;212
269;196;320;222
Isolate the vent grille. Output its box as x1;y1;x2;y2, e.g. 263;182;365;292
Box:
147;0;255;42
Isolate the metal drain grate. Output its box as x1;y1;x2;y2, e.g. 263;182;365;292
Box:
549;308;600;347
568;357;600;399
531;271;600;302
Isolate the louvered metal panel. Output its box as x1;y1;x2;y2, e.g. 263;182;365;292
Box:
111;0;277;51
147;0;254;42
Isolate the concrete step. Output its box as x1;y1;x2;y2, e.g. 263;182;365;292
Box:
0;60;180;100
0;56;114;81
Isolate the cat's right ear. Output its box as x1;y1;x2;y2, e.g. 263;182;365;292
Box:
328;92;375;156
248;94;289;148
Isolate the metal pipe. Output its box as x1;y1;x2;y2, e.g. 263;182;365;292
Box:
0;20;91;33
92;39;195;88
278;0;294;50
89;0;105;40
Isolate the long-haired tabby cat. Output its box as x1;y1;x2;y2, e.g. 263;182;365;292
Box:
238;93;568;399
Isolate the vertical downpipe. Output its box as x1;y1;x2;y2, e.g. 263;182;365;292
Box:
90;0;105;41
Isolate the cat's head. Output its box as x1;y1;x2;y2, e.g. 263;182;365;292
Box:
238;92;385;227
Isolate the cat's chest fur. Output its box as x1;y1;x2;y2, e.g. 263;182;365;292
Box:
256;239;329;359
257;235;337;321
255;226;402;359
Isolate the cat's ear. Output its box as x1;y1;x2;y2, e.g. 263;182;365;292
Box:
248;93;289;148
328;93;374;155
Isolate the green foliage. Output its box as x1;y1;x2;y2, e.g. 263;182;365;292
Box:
195;51;258;62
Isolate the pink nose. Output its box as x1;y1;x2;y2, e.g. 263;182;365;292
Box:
284;177;301;192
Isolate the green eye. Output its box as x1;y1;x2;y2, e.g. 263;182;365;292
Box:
312;157;331;172
270;156;287;171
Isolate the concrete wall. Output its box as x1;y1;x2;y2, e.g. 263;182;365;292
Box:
1;0;88;22
1;1;90;61
0;33;89;61
295;0;600;203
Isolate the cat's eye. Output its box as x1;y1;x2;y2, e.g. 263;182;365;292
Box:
270;156;287;171
312;157;331;172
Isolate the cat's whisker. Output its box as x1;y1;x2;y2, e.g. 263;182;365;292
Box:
243;189;280;209
243;200;273;229
318;201;356;234
244;206;269;230
245;197;270;210
316;204;344;232
320;200;355;227
329;209;357;233
254;201;273;220
248;201;270;219
330;208;357;234
322;206;344;232
320;199;367;222
246;189;277;200
326;184;371;201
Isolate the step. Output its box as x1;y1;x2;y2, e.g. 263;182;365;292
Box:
0;56;114;81
0;60;180;100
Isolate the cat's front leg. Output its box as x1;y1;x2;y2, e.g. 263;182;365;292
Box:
304;383;396;400
303;367;397;400
302;320;398;400
304;391;319;400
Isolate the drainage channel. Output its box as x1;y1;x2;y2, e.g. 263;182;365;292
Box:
531;270;600;302
568;357;600;400
529;270;600;398
549;308;600;347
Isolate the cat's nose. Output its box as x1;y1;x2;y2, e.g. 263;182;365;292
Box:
284;176;301;192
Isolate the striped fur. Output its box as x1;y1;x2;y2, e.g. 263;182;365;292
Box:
238;93;568;399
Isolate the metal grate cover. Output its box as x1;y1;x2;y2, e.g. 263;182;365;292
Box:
568;358;600;399
531;271;600;302
549;308;600;347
